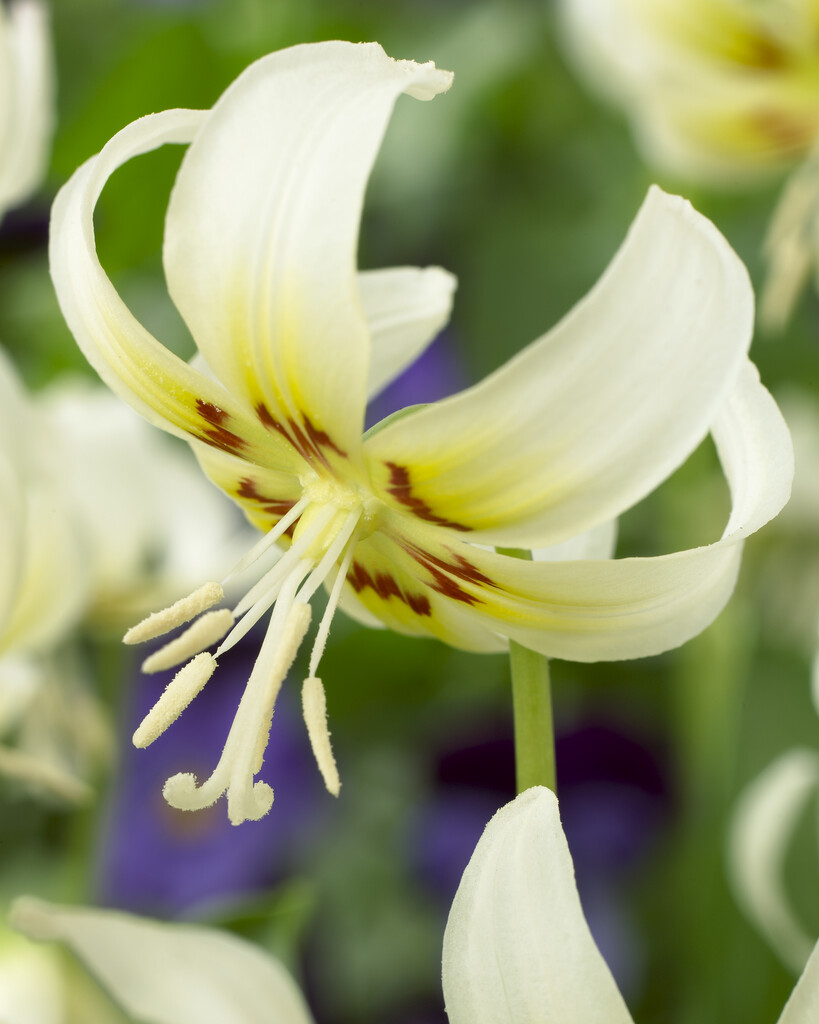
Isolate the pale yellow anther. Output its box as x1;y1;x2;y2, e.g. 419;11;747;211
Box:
133;653;217;748
302;675;341;797
123;582;224;645
141;609;235;674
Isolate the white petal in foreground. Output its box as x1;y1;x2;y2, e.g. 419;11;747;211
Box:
366;187;753;549
730;749;819;973
779;938;819;1024
11;898;316;1024
442;787;635;1024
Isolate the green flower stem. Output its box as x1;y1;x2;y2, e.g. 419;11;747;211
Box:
498;547;556;794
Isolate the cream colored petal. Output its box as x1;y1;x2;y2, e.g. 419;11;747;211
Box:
49;109;303;475
532;519;618;562
371;359;790;661
360;266;456;399
730;749;819;973
778;939;819;1024
163;42;452;467
0;0;54;215
11;898;316;1024
442;787;635;1024
366;187;753;548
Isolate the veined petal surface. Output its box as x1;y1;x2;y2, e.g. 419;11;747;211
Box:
163;41;452;467
11;898;316;1024
366;187;753;549
442;787;635;1024
49;110;304;476
362;360;790;661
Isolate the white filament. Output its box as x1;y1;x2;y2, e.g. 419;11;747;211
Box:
162;568;311;824
308;531;359;679
221;495;310;584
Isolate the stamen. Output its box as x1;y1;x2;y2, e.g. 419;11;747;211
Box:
222;495;310;584
162;567;312;824
123;582;224;645
141;609;234;674
216;504;339;660
309;529;359;679
132;653;217;748
233;505;336;618
302;676;340;796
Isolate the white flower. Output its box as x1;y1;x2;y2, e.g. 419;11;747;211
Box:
49;40;792;823
0;0;54;218
12;788;819;1023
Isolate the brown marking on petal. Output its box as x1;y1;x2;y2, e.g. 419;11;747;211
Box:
383;462;471;532
303;414;346;458
751;108;815;150
393;539;493;607
236;478;297;517
194;400;248;456
746;33;787;71
197;400;230;426
253;401;343;469
347;561;431;617
406;592;432;616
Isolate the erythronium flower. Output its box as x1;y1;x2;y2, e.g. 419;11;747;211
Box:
50;40;793;825
0;0;53;220
558;0;819;328
12;789;819;1024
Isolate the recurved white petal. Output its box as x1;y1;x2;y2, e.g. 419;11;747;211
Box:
779;938;819;1024
366;187;753;548
0;0;54;215
442;787;634;1024
49;109;303;475
10;898;316;1024
730;749;819;973
378;359;790;662
361;266;457;399
163;42;452;465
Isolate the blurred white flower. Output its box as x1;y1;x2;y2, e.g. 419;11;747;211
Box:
12;788;819;1023
0;360;249;803
558;0;819;329
37;377;251;627
0;0;54;218
729;634;819;974
0;349;92;802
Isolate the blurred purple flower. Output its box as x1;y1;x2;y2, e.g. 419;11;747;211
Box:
96;631;328;918
365;333;466;430
412;717;670;996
